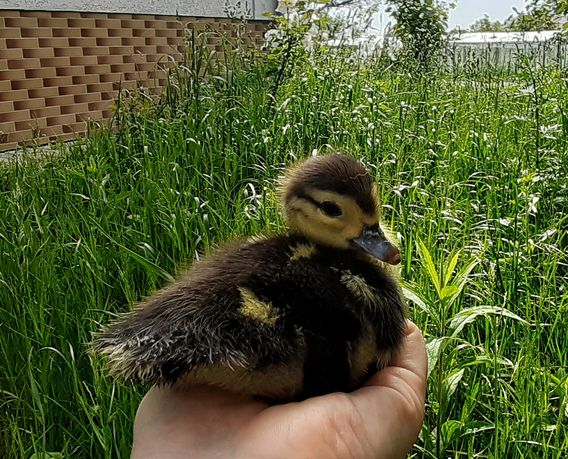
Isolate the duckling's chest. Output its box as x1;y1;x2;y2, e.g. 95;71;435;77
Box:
332;263;403;378
281;247;405;379
300;250;401;320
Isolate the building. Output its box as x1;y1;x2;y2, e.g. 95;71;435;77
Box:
450;30;567;69
0;1;276;151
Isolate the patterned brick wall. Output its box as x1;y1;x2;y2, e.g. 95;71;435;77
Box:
0;10;268;151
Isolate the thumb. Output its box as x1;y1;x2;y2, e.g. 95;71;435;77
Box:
350;321;427;458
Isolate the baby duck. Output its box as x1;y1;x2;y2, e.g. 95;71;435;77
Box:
93;153;406;401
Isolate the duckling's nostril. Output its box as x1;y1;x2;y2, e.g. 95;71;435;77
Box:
352;227;400;264
388;251;401;265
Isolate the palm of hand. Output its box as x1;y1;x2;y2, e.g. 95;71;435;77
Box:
132;322;427;459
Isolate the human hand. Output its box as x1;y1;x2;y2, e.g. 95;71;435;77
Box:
131;320;427;459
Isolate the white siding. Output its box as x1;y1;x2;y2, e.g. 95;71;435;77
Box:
0;0;277;20
453;31;561;44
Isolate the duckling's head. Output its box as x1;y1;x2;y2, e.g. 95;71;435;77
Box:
281;153;401;265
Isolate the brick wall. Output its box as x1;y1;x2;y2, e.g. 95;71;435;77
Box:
0;10;268;151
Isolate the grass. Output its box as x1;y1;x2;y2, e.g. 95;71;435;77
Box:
0;34;567;458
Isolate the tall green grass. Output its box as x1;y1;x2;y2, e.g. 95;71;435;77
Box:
1;36;567;458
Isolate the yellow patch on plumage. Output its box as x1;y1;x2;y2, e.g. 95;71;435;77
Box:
94;334;159;381
341;272;377;308
238;287;279;325
348;323;378;384
371;184;381;219
177;358;305;400
247;234;269;244
370;257;401;279
290;243;317;261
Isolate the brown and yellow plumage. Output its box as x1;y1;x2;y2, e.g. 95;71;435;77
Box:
92;153;406;401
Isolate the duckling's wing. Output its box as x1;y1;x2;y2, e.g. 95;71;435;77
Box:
92;238;306;389
92;236;378;400
92;285;301;387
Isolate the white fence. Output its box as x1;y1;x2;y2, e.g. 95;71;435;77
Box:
450;31;568;69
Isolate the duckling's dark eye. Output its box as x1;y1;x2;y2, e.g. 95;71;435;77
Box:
320;201;343;217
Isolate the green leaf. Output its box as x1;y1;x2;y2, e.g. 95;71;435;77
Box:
90;223;174;283
463;422;495;436
453;256;480;294
416;239;441;296
402;283;431;314
29;454;64;459
442;255;480;307
449;306;528;338
425;337;446;377
440;285;459;301
441;419;464;444
443;250;461;287
465;355;515;368
444;368;465;399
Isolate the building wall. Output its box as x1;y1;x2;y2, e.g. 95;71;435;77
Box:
0;2;274;151
0;1;277;21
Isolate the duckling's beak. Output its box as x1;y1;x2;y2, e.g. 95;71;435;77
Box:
352;225;401;265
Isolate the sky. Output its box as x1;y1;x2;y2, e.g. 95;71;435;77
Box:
449;0;526;29
370;0;527;33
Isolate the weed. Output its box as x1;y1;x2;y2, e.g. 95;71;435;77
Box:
0;28;566;459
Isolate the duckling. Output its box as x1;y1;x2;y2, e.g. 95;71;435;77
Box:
92;153;406;401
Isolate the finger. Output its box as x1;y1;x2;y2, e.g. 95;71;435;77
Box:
362;320;427;412
347;321;427;458
366;320;427;387
132;386;268;458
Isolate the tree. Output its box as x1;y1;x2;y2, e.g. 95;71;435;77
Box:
386;0;450;68
507;0;567;31
467;0;568;33
508;7;559;31
468;15;506;33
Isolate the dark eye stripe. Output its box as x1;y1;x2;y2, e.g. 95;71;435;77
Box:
296;193;343;217
296;192;321;208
